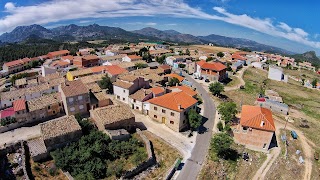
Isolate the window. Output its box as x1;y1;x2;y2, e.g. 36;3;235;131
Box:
117;96;120;99
171;112;175;116
123;89;126;93
78;96;83;100
48;105;51;109
263;143;267;149
123;98;125;101
136;106;139;110
154;115;157;119
52;87;54;90
133;99;136;103
53;111;56;114
70;107;75;112
79;105;84;109
69;98;74;103
154;107;158;111
170;121;174;124
17;111;20;115
58;103;61;106
162;109;166;113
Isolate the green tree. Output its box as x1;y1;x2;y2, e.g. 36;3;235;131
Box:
168;77;180;86
178;64;186;68
186;48;190;56
217;102;237;123
206;57;213;62
188;109;202;130
217;52;224;58
98;76;113;94
210;133;233;158
209;82;224;96
217;121;224;132
311;78;318;88
156;55;166;64
135;63;147;69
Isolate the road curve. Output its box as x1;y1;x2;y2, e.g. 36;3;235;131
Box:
177;71;216;180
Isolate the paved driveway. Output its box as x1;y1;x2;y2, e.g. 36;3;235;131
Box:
177;71;216;180
0;125;41;147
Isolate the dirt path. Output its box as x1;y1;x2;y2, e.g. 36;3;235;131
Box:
252;118;313;180
224;66;248;92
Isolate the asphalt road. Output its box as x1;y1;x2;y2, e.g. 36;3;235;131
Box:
177;71;216;180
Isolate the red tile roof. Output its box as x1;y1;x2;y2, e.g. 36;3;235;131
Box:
51;60;70;67
13;99;26;112
232;54;247;61
165;74;184;82
127;55;142;60
48;50;70;57
197;60;226;71
4;59;25;68
240;105;275;132
0;107;15;119
171;86;197;97
147;91;197;112
90;66;107;73
61;55;74;61
105;65;128;76
159;65;171;70
150;87;165;95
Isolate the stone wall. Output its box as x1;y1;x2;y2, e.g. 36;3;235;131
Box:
121;129;157;179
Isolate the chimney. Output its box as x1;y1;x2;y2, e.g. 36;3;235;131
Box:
178;104;181;110
260;120;265;127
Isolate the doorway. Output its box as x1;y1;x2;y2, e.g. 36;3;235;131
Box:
162;117;166;124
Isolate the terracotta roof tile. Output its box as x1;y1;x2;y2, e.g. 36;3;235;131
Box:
27;93;61;112
197;60;227;71
40;115;81;140
129;89;152;101
13;99;26;112
159;65;171;70
169;86;197;97
60;80;88;97
105;65;128;76
147;91;197;112
127;55;142;60
165;74;184;82
113;80;133;89
47;50;70;57
150;87;165;95
4;59;25;68
240;105;275;132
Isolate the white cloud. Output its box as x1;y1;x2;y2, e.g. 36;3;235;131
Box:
165;23;178;26
4;2;15;11
0;0;319;49
126;22;157;26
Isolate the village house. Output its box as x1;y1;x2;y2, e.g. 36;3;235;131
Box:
0;83;59;108
122;55;143;62
90;104;135;131
165;56;186;67
2;58;33;74
233;105;276;152
145;91;198;132
255;97;289;115
159;65;172;74
128;89;153;112
117;61;137;72
100;54;126;65
165;73;185;84
27;93;63;121
149;49;170;57
90;91;113;109
47;50;70;60
195;60;227;81
299;61;316;71
268;65;288;82
168;85;197;98
12;99;28;122
113;75;150;104
73;55;100;68
0;107;15;121
66;68;93;81
59;80;90;116
50;59;71;70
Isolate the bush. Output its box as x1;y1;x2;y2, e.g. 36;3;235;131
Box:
217;121;224;132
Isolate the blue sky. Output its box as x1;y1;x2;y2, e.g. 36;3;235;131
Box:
0;0;320;54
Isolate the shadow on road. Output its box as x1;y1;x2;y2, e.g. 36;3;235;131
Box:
135;122;147;131
198;116;208;134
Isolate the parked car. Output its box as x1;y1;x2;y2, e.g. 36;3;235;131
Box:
205;79;210;82
199;77;204;80
291;130;298;139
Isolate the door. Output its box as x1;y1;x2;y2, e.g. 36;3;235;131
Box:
162;117;166;124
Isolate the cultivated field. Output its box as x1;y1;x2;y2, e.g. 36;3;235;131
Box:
190;45;239;54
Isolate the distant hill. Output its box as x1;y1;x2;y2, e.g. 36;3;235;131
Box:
132;27;203;43
0;24;296;54
198;34;294;55
289;51;320;65
0;24;160;43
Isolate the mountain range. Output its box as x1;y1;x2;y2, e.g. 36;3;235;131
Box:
289;51;320;66
0;24;295;55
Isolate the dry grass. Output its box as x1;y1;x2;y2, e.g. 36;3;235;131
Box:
190;45;239;54
284;68;320;80
140;131;182;179
225;75;241;88
31;160;67;180
266;130;305;179
199;144;267;180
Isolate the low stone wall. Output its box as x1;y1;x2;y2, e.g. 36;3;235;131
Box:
0;113;65;133
0;141;31;180
121;129;157;179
